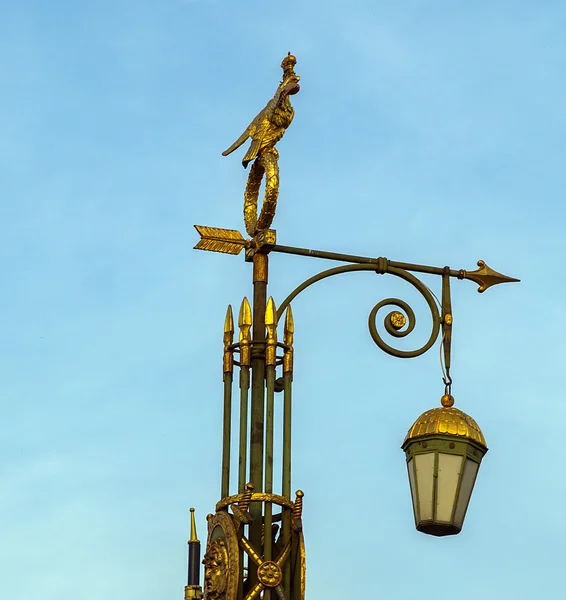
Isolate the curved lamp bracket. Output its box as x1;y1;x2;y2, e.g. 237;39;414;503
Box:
276;263;441;359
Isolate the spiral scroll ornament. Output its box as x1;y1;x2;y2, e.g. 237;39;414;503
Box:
368;267;441;358
277;263;442;360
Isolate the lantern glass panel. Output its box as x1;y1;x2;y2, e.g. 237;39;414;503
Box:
436;453;463;523
453;458;479;528
415;452;435;521
407;458;417;524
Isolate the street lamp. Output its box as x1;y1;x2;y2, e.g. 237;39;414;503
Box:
402;402;488;537
186;55;518;600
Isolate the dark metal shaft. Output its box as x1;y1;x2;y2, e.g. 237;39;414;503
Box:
188;541;201;586
264;365;276;566
238;367;250;493
249;251;268;590
282;370;292;598
221;372;233;498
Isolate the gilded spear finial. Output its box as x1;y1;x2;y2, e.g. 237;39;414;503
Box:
461;260;520;293
189;507;199;543
238;297;252;367
265;296;278;367
223;305;234;374
283;305;294;373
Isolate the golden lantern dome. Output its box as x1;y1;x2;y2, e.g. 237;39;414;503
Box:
404;406;487;448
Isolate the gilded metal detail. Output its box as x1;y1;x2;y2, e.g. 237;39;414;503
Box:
460;260;520;293
222;54;300;236
293;490;304;518
239;482;254;512
203;511;239;600
238;297;253;367
255;229;277;249
257;561;283;587
189;507;199;543
203;538;228;599
253;252;268;283
194;225;248;255
297;532;306;600
390;311;406;330
224;305;235;374
243;149;279;236
292;490;304;532
184;585;203;600
441;394;455;408
283;306;294;373
240;533;291;600
216;491;295;513
404;407;487;448
232;481;254;522
265;297;278;367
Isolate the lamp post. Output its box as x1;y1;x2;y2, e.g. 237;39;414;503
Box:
185;55;518;600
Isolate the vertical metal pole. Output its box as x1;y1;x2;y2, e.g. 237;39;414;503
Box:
238;367;250;492
282;370;292;499
263;365;276;600
282;370;292;597
238;298;252;493
237;297;252;600
238;368;249;600
263;295;277;600
221;373;233;498
249;251;268;590
441;267;453;375
282;306;294;500
282;306;294;599
221;306;234;499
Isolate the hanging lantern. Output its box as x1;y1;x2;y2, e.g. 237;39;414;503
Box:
401;402;488;536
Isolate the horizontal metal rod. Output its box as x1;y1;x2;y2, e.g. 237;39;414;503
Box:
272;244;381;265
271;244;461;278
389;260;460;278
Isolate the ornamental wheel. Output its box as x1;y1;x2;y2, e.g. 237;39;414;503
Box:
203;511;240;600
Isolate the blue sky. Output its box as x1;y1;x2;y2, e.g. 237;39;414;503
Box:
2;1;565;599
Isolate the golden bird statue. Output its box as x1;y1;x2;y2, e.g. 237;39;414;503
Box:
222;53;300;168
222;54;300;236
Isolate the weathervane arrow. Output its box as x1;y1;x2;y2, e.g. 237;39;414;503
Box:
193;225;248;255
